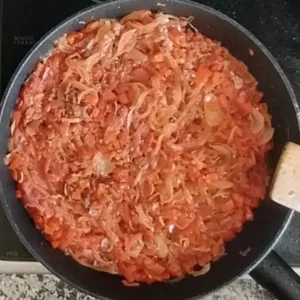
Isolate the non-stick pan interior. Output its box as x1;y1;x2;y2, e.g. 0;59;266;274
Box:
0;1;299;299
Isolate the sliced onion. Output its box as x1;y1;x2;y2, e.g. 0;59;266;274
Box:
136;205;154;231
165;52;181;76
115;29;137;57
172;84;183;108
258;127;274;145
213;190;230;199
3;153;11;165
212;181;234;190
210;144;233;164
56;34;72;53
122;280;140;287
127;109;134;129
162;123;178;138
71;80;90;91
95;20;112;49
166;141;184;152
130;15;169;33
92;152;115;177
84;51;102;70
126;234;145;258
227;126;239;144
204;94;224;126
105;202;117;242
182;182;193;204
189;263;211;277
126;49;148;63
57;79;70;102
134;90;149;112
121;10;152;22
77;88;98;104
101;237;114;252
160;174;174;203
10;121;16;136
233;75;244;90
154;234;169;258
250;108;264;134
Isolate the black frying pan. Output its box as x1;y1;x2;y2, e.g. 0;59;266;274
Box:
1;0;300;299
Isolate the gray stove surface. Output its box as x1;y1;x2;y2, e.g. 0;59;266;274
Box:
275;212;300;266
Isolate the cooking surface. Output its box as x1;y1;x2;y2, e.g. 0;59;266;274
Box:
0;0;300;264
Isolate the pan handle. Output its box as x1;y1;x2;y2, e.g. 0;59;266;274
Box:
250;250;300;300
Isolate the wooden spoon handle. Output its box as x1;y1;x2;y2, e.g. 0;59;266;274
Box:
270;142;300;212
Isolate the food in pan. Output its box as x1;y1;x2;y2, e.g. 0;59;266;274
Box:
5;11;274;285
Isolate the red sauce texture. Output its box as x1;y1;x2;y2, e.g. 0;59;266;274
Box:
6;11;273;285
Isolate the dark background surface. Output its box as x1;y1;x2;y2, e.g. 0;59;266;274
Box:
0;0;299;263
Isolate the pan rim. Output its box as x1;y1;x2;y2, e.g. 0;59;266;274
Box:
0;0;298;299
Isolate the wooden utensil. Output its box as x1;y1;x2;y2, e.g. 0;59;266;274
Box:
270;142;300;212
